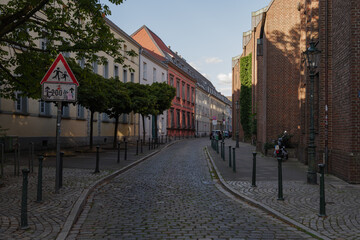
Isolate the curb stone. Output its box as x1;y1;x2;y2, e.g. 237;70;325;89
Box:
204;146;330;240
56;141;178;240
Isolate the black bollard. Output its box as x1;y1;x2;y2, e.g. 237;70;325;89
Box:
318;164;326;217
37;156;43;203
20;169;30;229
229;146;232;167
94;145;100;173
252;152;257;187
117;142;121;163
140;139;143;153
277;157;284;200
232;148;236;172
59;152;64;188
136;140;139;155
124;141;128;160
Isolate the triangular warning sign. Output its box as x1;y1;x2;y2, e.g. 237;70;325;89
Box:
40;53;79;86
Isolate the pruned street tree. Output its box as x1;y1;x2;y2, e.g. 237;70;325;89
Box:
125;82;155;143
72;62;110;149
0;0;136;99
106;78;131;148
149;82;176;142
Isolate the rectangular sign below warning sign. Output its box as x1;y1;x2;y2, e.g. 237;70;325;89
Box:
42;83;77;102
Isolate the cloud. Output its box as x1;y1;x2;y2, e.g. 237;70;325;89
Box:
217;72;232;84
205;57;223;64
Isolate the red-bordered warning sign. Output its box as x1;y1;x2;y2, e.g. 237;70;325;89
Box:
40;53;79;86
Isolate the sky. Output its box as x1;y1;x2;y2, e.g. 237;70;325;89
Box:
103;0;271;97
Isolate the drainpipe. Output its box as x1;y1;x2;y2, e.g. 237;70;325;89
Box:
138;47;142;140
324;0;329;172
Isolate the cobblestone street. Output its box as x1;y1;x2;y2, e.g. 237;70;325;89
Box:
69;139;314;239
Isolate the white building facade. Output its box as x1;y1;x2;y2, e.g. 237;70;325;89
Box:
139;49;168;140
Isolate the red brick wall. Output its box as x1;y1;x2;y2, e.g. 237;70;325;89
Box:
326;0;360;183
262;0;302;147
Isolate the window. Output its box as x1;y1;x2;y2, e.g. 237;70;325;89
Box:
143;62;147;80
121;113;128;124
77;105;84;119
102;113;110;121
39;100;50;116
103;61;109;79
162;73;165;82
182;111;186;128
92;61;98;74
182;82;185;100
191;87;194;103
123;69;127;83
78;58;85;69
153;68;156;82
170;75;174;86
62;105;70;118
40;38;47;50
187;85;190;102
176;80;180;98
15;92;28;113
114;65;119;79
131;72;134;82
170;108;174;128
187;112;190;128
177;110;180;128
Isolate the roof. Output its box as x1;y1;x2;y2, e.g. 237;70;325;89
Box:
104;17;141;49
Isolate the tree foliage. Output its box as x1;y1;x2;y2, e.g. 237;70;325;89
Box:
125;82;155;142
240;53;252;140
0;0;136;99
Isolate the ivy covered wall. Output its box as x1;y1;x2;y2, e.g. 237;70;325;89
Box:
240;53;252;140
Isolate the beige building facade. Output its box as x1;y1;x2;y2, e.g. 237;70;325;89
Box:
0;17;140;151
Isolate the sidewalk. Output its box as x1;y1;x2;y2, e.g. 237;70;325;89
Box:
0;138;175;240
207;138;360;240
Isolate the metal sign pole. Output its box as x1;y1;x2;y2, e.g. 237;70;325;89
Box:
55;101;62;193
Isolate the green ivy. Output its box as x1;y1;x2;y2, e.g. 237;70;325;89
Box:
240;53;252;140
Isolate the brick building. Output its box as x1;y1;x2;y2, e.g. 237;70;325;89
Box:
234;0;360;183
132;26;196;137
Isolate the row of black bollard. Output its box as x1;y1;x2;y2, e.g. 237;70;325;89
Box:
21;155;44;229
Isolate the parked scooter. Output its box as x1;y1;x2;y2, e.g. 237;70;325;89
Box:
274;131;289;160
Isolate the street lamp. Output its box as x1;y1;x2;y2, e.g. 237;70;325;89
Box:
235;100;239;148
303;40;321;184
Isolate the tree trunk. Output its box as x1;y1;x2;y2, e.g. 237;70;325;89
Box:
142;115;146;143
113;115;119;149
154;114;158;143
90;110;94;149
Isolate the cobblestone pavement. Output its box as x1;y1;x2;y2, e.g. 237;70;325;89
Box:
70;138;315;239
0;140;167;240
207;139;360;240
